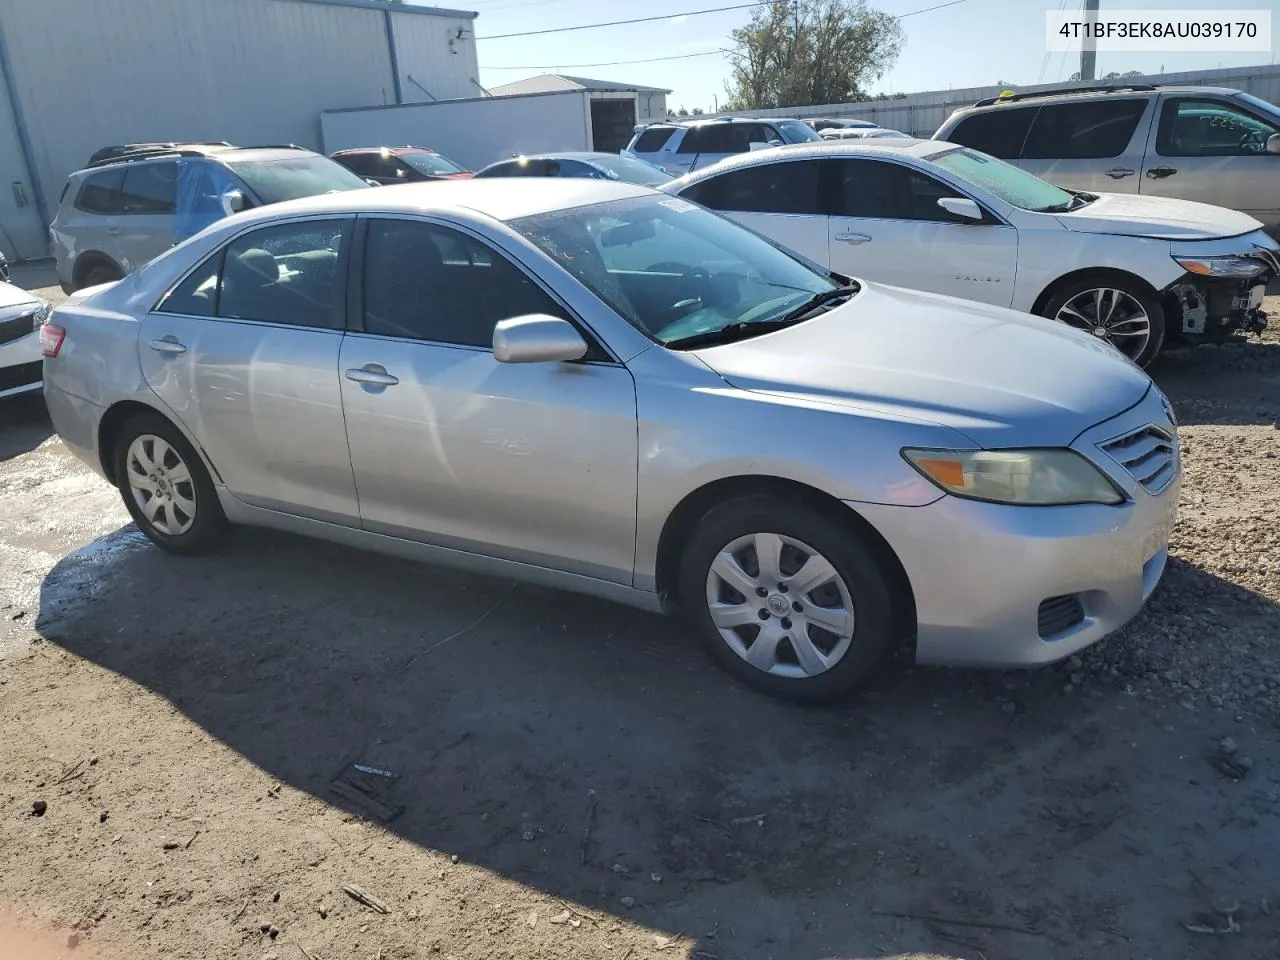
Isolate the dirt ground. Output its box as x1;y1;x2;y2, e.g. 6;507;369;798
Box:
1;279;1279;960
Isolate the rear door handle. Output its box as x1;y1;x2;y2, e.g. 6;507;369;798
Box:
1146;166;1178;179
148;337;186;355
344;364;399;387
834;233;872;244
1105;167;1135;179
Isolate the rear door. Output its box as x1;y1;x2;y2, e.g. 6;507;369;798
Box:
66;168;128;271
116;160;179;271
339;216;638;583
1018;98;1152;193
825;157;1018;304
678;159;831;267
1140;94;1280;231
141;216;360;524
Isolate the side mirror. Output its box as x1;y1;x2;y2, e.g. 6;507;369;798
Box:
222;189;247;215
493;314;588;364
1267;133;1280;155
937;196;984;221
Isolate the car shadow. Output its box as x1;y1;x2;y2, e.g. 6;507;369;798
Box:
34;521;1280;958
0;394;53;462
1149;337;1280;427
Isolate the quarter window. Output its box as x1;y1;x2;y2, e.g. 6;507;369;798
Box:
832;159;971;222
682;160;824;215
1022;99;1147;159
946;108;1036;159
76;169;125;214
1157;97;1280;157
362;219;566;349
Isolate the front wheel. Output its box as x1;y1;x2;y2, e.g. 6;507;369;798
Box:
113;412;228;555
678;496;904;703
1041;275;1165;368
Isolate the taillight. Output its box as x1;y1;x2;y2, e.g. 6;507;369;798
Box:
40;322;66;358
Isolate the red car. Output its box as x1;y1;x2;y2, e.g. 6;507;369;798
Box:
329;146;473;185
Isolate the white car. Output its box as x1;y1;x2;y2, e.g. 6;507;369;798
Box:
664;139;1279;366
0;281;50;400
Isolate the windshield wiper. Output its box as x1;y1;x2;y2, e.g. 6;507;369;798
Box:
663;285;859;350
1038;191;1097;213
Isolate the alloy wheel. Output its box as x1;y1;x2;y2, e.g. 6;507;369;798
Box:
704;532;856;679
1054;287;1152;361
126;434;197;536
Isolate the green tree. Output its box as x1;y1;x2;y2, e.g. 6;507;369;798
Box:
724;0;903;110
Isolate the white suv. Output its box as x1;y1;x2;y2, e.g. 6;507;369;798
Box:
665;138;1278;366
50;144;368;292
623;116;823;176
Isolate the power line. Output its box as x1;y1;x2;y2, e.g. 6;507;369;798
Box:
478;2;770;41
487;49;732;70
479;0;971;45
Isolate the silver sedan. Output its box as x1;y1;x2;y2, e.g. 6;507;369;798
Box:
40;180;1178;701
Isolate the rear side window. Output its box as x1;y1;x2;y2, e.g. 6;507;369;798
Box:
946;108;1036;159
682;160;824;215
120;162;178;214
633;127;675;152
334;153;377;177
1022;99;1147;159
76;169;125;214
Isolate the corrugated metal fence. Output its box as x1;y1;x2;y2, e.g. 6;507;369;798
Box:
712;63;1280;137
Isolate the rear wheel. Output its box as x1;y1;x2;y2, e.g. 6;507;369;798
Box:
113;412;228;555
678;496;904;703
79;262;123;290
1042;274;1165;367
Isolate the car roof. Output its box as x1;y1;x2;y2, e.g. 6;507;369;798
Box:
957;83;1246;114
499;152;629;162
331;146;440;157
238;177;653;224
671;138;940;182
76;145;323;175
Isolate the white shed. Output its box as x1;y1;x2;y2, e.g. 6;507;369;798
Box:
0;0;480;259
489;74;671;134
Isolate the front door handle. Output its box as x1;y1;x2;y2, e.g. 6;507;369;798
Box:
344;364;399;387
1105;167;1135;179
106;227;121;236
1146;166;1178;179
834;233;872;244
148;336;187;355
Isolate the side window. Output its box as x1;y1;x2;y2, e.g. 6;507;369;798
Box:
120;162;178;214
1157;97;1280;157
337;154;376;177
1022;99;1147;159
832;159;969;222
218;219;349;329
633;127;675;152
76;169;125;214
156;252;222;317
688;161;824;215
946;108;1036;159
362;218;565;349
674;127;704;154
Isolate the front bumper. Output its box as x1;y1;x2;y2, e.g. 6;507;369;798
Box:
855;388;1179;668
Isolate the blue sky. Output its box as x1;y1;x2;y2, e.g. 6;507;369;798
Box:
448;0;1280;111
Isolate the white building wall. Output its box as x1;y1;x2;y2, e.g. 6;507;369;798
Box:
0;0;477;254
391;12;482;103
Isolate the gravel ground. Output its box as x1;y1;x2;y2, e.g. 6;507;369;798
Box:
0;287;1278;960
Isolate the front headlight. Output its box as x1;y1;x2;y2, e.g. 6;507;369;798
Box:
1172;254;1267;278
28;301;51;331
902;448;1125;506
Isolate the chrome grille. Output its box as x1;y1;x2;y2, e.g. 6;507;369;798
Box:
1099;425;1177;493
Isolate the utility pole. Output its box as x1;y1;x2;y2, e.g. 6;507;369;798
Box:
1080;0;1100;81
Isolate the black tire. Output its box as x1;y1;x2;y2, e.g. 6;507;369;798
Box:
677;495;904;704
1040;273;1165;368
80;263;123;290
113;411;228;555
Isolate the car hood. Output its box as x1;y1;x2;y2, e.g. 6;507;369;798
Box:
1053;192;1261;240
691;283;1152;448
0;281;40;311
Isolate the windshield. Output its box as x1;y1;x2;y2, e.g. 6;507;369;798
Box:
400;151;469;176
924;146;1078;212
1235;91;1280;121
512;195;840;347
227;155;368;205
777;119;823;142
587;155;673;186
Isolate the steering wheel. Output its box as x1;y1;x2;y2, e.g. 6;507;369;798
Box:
1240;129;1267;153
648;262;709;316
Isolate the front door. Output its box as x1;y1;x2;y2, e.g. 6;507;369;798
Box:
339;216;639;584
139;216;360;524
1140;94;1280;233
825;157;1019;305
